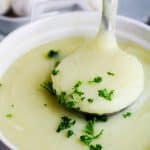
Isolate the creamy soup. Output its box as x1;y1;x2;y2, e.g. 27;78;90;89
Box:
0;37;150;150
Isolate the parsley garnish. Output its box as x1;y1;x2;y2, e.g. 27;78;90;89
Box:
41;81;56;96
67;130;74;138
0;83;2;87
44;104;47;107
58;92;77;109
85;114;108;122
89;76;102;84
107;72;115;76
73;81;82;90
88;98;94;103
80;118;104;149
80;129;103;146
47;50;59;58
72;81;84;97
6;113;13;119
123;112;132;118
56;116;76;133
98;89;115;101
90;144;102;150
65;101;77;109
11;104;14;108
52;69;59;76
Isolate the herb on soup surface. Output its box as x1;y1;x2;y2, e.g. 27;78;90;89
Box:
54;60;61;68
56;116;76;133
89;76;102;84
123;112;132;118
11;104;14;108
90;144;102;150
52;69;60;76
107;72;115;76
67;130;74;138
47;50;59;58
0;83;2;87
88;98;94;103
6;113;13;119
98;89;115;101
80;117;104;149
41;81;56;96
44;104;47;107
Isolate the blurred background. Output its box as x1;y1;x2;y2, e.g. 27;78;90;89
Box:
0;0;149;40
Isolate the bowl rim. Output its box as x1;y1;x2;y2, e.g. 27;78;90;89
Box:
0;11;149;149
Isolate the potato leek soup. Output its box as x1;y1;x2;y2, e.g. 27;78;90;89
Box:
0;36;149;150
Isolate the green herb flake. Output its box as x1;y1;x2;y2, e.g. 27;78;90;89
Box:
11;104;14;108
98;89;115;101
80;116;104;148
67;130;74;138
89;76;102;84
84;119;95;136
6;113;13;119
72;81;84;97
52;69;59;76
73;81;82;90
47;50;59;58
107;72;115;76
80;129;103;146
65;101;77;109
54;60;60;68
90;144;102;150
88;98;94;103
123;112;132;118
0;83;2;87
85;114;108;122
44;104;47;107
56;116;76;133
41;81;56;96
80;134;93;145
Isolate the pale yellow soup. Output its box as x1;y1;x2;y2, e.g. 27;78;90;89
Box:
0;37;150;150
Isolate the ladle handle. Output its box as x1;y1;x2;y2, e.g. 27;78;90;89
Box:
100;0;118;34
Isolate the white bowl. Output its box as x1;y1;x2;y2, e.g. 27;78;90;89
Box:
0;12;149;149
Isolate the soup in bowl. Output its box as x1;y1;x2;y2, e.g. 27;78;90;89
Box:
0;12;150;150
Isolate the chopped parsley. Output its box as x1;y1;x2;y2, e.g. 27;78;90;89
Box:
41;81;56;96
56;116;76;133
73;81;82;90
90;144;102;150
80;117;104;149
85;114;108;122
88;98;94;103
44;104;47;107
72;81;84;97
0;83;2;87
89;76;102;84
98;89;115;101
107;72;115;76
47;50;59;58
52;69;59;76
6;113;13;119
58;92;77;109
80;129;103;146
54;60;60;68
65;101;77;109
123;112;132;118
67;130;74;138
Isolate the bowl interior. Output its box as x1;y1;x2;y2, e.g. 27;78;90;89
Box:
0;12;149;149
